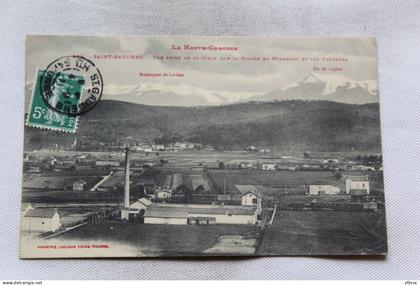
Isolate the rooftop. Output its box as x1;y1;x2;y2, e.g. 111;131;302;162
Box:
235;184;264;197
21;203;33;212
24;208;59;218
144;207;188;219
346;175;369;182
144;204;257;219
139;198;152;206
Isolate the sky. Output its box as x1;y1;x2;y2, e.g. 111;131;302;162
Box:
25;35;378;97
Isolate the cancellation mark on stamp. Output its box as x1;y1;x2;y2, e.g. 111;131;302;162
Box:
26;56;103;133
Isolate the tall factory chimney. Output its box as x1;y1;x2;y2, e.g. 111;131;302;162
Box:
121;147;130;220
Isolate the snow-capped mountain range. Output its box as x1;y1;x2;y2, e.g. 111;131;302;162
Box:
25;73;378;107
103;83;261;107
284;73;377;96
249;73;378;104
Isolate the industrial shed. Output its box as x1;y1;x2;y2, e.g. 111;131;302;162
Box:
143;204;258;225
144;207;189;225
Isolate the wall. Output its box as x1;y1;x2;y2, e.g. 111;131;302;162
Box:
21;214;60;233
145;213;257;225
242;193;257;206
145;217;187;225
346;180;370;194
309;185;340;195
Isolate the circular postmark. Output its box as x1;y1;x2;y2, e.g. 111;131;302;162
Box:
39;55;103;117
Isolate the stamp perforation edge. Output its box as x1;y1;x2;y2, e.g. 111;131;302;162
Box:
25;68;79;134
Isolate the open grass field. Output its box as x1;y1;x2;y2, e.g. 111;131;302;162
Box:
22;174;103;191
21;189;120;204
57;207;94;227
52;222;257;256
258;210;387;255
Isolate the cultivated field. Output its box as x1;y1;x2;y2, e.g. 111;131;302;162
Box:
22;174;103;191
258;210;387;255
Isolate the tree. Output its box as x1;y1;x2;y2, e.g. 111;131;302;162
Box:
184;187;193;203
137;186;146;198
175;184;187;194
334;172;342;180
218;161;225;170
195;184;205;194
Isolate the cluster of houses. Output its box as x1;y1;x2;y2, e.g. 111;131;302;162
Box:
224;160;382;172
242;146;271;153
24;152;163;174
23;153;110;173
132;142;205;153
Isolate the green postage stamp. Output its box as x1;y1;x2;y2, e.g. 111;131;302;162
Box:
26;55;104;133
26;70;83;133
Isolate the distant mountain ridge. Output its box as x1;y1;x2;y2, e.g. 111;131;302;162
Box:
24;100;382;152
249;73;378;104
25;73;378;107
103;83;260;107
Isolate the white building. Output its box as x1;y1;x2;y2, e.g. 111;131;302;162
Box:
122;198;153;222
73;180;86;191
240;162;253;169
235;185;263;215
21;203;34;216
22;208;61;233
156;189;172;199
144;207;189;225
241;191;259;206
143;204;258;225
153;144;165;151
129;198;152;213
261;163;276;171
309;183;341;195
345;175;370;194
363;201;378;210
357;165;376;171
110;152;124;157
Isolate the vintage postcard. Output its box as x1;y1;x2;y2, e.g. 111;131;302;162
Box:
20;36;387;258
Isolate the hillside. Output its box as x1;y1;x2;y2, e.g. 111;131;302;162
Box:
24;100;382;152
